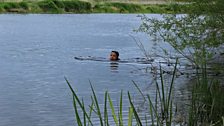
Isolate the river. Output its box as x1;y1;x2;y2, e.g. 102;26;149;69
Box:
0;14;190;126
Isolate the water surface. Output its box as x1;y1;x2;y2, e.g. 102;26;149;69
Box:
0;14;189;126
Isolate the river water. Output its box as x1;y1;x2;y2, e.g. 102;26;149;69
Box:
0;14;190;126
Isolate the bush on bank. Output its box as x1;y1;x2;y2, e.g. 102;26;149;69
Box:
0;1;29;13
0;0;92;13
37;0;91;13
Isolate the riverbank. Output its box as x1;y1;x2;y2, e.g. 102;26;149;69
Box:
0;0;191;14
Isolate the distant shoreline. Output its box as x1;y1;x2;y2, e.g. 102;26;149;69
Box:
81;0;170;5
0;0;191;14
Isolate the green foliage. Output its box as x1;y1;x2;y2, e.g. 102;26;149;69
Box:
37;0;91;13
65;59;179;126
145;6;159;13
62;1;91;12
93;3;188;13
137;12;223;68
109;3;142;13
144;4;189;14
127;91;142;126
136;0;224;125
0;0;194;13
93;2;142;13
147;59;178;126
0;4;4;12
188;0;224;14
189;72;224;125
0;1;29;12
65;78;94;126
38;0;60;13
52;0;64;8
65;78;136;126
19;2;29;9
3;2;19;10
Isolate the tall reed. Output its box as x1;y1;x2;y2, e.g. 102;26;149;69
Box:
145;58;178;126
65;59;179;126
66;57;224;126
188;67;224;125
65;77;143;126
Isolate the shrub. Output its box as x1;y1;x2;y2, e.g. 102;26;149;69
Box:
145;5;164;13
19;2;29;10
63;1;91;12
3;2;20;10
0;5;3;12
38;0;59;13
108;3;142;13
52;0;64;8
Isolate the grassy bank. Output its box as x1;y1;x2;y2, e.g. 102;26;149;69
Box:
0;0;192;13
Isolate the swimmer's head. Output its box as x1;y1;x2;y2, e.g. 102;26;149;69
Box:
110;51;119;61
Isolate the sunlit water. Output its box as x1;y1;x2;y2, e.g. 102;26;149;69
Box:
0;14;191;126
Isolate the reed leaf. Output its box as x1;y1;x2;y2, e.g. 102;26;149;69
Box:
88;101;94;126
167;58;178;108
128;91;142;126
168;97;173;126
89;82;104;126
108;93;119;126
82;99;86;126
65;77;94;126
104;91;109;126
73;96;83;126
159;65;166;118
155;81;163;119
128;107;133;126
147;95;160;126
147;95;155;126
119;90;123;126
90;96;98;115
132;80;146;101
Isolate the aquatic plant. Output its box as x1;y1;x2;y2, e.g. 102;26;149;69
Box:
188;67;224;125
65;78;141;126
145;59;178;126
136;0;224;125
65;59;179;126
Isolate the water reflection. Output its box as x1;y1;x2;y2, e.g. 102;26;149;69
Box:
110;62;119;71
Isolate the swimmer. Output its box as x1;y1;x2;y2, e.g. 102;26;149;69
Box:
110;51;120;61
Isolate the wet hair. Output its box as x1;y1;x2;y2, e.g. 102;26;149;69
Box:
111;51;120;60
